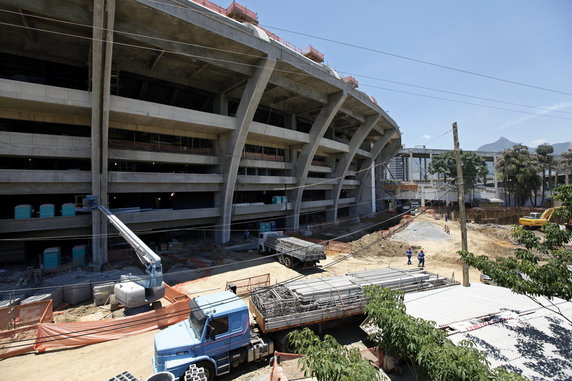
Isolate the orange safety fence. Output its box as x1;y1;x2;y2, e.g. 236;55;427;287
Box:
0;300;53;330
0;284;190;358
225;273;270;296
0;324;39;359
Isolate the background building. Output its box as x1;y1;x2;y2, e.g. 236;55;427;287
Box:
0;0;401;267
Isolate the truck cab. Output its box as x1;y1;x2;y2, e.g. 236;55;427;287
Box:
153;291;252;379
258;231;285;254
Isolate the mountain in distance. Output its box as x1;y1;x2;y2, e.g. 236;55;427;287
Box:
551;142;572;155
477;137;517;152
478;137;572;155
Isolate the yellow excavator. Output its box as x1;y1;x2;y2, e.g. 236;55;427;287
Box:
519;207;562;228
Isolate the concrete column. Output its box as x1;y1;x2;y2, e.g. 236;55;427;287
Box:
326;115;380;222
214;93;228;115
429;151;434;185
408;151;413;181
493;154;499;197
215;58;276;243
91;0;115;267
353;134;395;217
370;158;376;214
287;91;347;232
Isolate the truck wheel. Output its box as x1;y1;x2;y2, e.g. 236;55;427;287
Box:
193;361;214;381
282;255;293;268
275;331;295;353
277;255;285;265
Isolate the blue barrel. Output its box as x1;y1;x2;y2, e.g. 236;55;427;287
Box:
15;204;32;219
39;204;55;218
72;245;87;266
270;221;277;231
281;196;288;204
272;196;280;204
43;247;61;270
61;203;76;217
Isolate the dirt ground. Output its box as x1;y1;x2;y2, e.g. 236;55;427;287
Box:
0;214;519;381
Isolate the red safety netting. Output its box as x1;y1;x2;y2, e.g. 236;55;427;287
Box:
35;284;189;352
35;299;189;352
0;284;190;358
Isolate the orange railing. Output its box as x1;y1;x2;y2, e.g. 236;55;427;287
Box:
225;1;257;22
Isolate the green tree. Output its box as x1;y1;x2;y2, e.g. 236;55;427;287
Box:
558;149;572;186
288;328;382;381
460;185;572;323
536;143;554;204
428;151;488;191
364;286;528;381
496;145;542;206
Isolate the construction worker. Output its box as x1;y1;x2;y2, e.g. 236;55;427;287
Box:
406;247;413;265
417;249;426;267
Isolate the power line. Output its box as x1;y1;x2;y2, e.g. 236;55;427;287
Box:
341;73;572;115
260;24;572;97
0;156;397;242
0;197;417;296
0;11;570;119
135;0;572;97
361;84;572;121
2;193;451;348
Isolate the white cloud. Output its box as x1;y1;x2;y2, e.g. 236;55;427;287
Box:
529;138;548;147
422;134;432;139
500;101;572;129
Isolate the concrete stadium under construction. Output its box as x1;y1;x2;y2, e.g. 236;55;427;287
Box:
0;0;401;267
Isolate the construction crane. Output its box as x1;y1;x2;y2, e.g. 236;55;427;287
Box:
86;196;165;309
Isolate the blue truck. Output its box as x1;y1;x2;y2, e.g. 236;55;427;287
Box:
153;290;274;380
152;267;450;380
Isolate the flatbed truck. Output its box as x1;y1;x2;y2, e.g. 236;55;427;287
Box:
257;231;326;268
153;267;451;380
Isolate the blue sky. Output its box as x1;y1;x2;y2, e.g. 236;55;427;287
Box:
219;0;572;150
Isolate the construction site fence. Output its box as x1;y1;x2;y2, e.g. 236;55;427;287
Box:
0;300;53;330
226;273;270;296
425;206;546;225
0;285;189;359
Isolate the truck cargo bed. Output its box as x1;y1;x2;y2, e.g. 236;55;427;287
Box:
251;268;453;333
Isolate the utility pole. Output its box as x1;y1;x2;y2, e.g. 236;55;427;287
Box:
452;122;470;287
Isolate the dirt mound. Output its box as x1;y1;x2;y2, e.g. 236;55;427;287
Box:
351;231;407;257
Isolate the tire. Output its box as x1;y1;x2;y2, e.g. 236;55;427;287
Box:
197;361;214;381
277;254;285;265
274;330;295;353
282;255;292;268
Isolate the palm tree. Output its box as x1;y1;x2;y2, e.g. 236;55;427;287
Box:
496;145;542;206
536;143;554;206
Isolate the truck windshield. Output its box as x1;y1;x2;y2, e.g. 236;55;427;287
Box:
189;299;206;339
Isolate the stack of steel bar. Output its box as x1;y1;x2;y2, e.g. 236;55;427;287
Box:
251;268;453;332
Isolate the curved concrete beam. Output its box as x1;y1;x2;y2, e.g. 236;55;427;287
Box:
327;115;381;222
216;57;276;243
287;91;347;231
